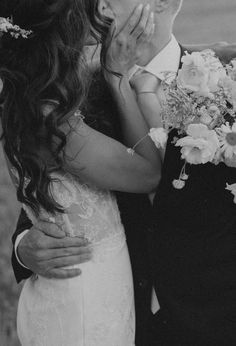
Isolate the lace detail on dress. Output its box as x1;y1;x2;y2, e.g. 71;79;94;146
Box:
85;260;135;346
50;173;124;242
18;172;135;346
23;172;126;256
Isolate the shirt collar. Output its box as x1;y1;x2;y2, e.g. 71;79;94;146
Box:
129;35;181;83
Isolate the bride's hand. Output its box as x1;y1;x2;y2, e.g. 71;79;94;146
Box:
104;4;155;82
130;71;160;94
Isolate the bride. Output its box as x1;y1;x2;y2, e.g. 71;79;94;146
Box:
0;0;161;345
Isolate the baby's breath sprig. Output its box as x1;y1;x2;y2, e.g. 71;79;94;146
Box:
0;17;33;39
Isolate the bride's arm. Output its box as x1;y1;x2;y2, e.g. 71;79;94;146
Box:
61;117;160;193
60;6;161;194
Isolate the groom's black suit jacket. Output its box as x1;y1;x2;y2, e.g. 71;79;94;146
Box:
11;69;153;346
149;46;236;345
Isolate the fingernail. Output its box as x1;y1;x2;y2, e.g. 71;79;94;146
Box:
146;4;151;11
77;237;90;245
150;11;154;19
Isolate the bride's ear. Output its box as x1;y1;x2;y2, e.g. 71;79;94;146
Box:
97;0;115;20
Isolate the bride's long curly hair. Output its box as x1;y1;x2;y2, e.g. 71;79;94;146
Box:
0;0;111;215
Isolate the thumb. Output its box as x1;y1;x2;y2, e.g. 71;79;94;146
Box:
35;220;66;239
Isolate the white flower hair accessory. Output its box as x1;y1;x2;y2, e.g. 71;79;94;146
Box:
0;17;33;39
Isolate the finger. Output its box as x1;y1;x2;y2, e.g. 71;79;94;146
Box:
106;20;116;43
50;254;92;268
45;268;82;280
35;220;66;238
138;12;155;43
45;236;90;249
42;246;92;260
120;4;144;36
131;4;151;39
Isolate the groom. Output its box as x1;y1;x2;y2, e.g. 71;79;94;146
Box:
116;1;236;345
11;0;236;345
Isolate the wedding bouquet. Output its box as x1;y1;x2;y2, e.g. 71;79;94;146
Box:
158;49;236;201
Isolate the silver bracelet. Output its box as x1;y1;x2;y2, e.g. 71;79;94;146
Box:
127;133;149;155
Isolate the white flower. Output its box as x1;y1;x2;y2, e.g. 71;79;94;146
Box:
199;107;213;125
177;52;210;96
0;17;32;39
177;51;225;97
0;17;13;33
206;53;226;92
200;113;212;125
228;59;236;81
208;105;220;117
217;122;236;159
149;127;168;149
221;75;236;110
172;179;185;189
226;183;236;203
199;105;221;126
229;80;236;111
176;123;220;165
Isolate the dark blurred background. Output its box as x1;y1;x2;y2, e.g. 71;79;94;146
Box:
0;0;235;345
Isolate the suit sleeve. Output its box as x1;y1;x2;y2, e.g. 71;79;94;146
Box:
11;208;33;283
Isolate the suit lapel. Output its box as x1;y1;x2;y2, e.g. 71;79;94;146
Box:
178;44;188;70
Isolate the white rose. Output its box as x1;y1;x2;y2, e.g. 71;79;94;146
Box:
149;127;168;149
206;53;226;92
208;67;226;93
177;51;225;97
177;52;210;96
176;123;220;165
221;76;236;110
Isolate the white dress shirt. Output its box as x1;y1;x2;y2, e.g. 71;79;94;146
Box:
129;34;181;82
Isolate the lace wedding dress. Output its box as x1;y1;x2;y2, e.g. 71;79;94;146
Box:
17;172;135;346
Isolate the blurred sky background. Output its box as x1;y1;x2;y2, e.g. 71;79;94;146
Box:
0;0;235;345
175;0;235;43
